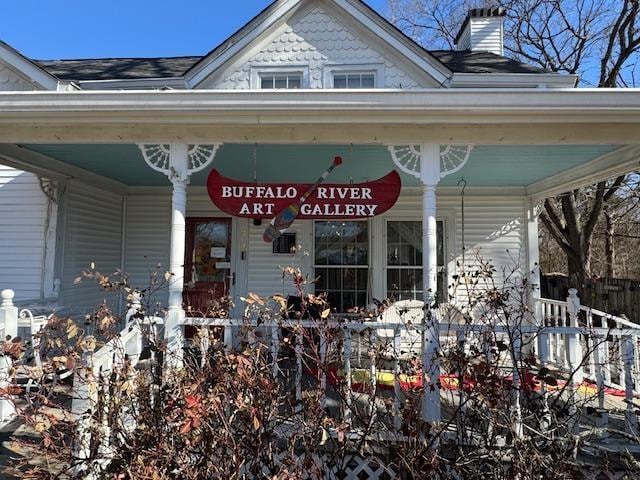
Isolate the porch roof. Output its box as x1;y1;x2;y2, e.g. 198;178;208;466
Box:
18;143;624;191
0;89;638;196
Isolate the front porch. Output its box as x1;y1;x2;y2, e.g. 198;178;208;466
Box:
0;88;639;474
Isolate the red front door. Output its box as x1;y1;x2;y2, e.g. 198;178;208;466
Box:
184;217;232;316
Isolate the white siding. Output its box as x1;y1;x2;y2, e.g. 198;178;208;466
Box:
246;221;310;298
123;192;171;304
121;188;527;310
383;190;526;301
59;181;124;310
470;18;504;55
457;18;504;55
0;62;36;91
202;4;429;89
0;165;49;300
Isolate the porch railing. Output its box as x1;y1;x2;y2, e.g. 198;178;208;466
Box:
2;286;640;472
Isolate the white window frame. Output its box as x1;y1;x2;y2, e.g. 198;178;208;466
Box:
323;64;385;88
312;219;372;312
382;213;456;303
250;65;310;89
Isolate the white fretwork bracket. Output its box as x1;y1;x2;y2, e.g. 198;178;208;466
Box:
138;143;222;182
388;144;474;181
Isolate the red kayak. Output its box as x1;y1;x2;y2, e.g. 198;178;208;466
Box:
207;169;402;220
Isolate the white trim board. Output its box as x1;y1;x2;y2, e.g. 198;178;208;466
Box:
527;144;640;200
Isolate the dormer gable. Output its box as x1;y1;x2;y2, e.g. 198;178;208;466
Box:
0;41;59;91
186;0;451;89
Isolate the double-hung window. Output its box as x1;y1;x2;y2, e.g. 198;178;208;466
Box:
314;221;369;313
260;73;302;89
333;72;375;89
386;220;446;303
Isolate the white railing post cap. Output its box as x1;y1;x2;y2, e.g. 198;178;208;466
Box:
568;288;579;298
1;289;15;307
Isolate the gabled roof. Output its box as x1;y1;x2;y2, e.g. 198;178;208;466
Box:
183;0;452;87
0;40;59;90
28;0;559;85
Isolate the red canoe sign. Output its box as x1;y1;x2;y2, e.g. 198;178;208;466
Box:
207;169;401;219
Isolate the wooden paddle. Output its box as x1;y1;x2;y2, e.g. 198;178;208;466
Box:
263;156;343;242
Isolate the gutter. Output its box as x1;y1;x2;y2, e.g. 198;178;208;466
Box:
450;73;578;88
0;89;639;123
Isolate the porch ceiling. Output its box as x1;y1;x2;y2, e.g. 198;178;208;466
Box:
21;143;622;188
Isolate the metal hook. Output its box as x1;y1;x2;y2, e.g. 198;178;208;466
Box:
253;143;258;184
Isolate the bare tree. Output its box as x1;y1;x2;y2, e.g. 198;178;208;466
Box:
388;0;640;289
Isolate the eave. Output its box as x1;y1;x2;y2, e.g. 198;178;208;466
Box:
0;88;638;144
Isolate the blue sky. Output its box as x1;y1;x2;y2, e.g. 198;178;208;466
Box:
0;0;387;60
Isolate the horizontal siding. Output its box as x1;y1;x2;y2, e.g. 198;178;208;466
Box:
124;192;171;305
0;165;48;300
122;187;527;309
59;181;124;311
247;221;305;298
386;191;526;301
470;19;503;55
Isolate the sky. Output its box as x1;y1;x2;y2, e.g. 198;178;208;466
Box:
0;0;388;60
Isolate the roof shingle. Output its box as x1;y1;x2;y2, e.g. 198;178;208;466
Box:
35;50;553;82
35;56;200;81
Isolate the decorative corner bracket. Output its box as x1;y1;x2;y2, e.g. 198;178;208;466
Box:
138;143;222;182
388;144;474;181
37;177;58;203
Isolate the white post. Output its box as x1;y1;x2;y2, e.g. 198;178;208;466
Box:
526;198;542;357
622;335;638;436
566;288;583;432
166;143;190;369
0;291;17;424
71;340;97;468
420;144;441;423
566;288;583;382
0;289;18;341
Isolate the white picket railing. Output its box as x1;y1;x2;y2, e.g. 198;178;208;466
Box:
0;289;52;424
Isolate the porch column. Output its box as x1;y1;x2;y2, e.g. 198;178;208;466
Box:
420;144;442;423
388;143;473;424
166;143;190;367
138;143;222;368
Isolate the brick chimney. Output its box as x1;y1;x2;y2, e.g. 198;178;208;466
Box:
455;8;506;56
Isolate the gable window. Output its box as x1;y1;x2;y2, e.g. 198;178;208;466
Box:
314;221;369;313
260;73;302;89
333;72;375;89
386;220;446;303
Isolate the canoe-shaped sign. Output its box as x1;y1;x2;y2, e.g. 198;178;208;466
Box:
206;169;401;219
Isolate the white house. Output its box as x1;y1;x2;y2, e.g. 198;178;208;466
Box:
0;0;639;424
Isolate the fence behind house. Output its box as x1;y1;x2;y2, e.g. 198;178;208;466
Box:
542;274;640;325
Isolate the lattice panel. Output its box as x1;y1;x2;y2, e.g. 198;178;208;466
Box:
250;453;396;479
